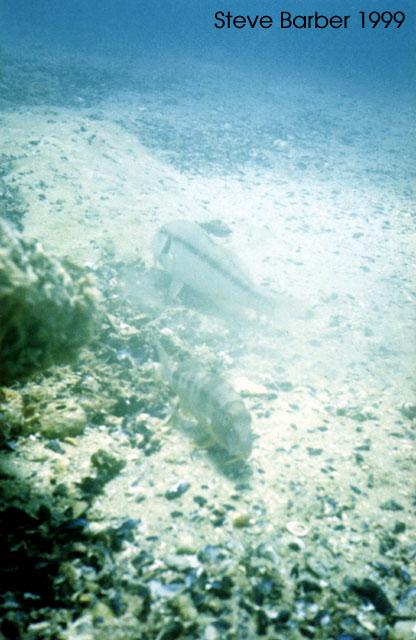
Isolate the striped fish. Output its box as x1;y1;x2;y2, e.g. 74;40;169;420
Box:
152;220;274;313
156;340;253;460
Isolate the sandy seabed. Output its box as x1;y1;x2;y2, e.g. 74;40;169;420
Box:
0;42;415;639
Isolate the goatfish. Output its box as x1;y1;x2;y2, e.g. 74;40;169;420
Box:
152;220;274;313
155;340;253;460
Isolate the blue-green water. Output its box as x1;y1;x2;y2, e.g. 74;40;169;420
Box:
0;2;415;639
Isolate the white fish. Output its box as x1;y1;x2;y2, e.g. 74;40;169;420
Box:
152;220;274;313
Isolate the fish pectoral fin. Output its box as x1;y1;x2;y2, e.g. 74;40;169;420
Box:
194;425;217;449
223;455;243;466
168;277;184;300
197;435;216;449
186;424;217;458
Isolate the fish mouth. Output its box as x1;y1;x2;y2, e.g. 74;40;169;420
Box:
225;430;253;459
236;438;253;459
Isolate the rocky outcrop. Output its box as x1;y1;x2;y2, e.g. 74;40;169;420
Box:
0;220;98;384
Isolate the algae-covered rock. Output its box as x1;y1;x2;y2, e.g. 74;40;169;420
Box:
39;399;87;438
0;154;27;230
0;220;98;384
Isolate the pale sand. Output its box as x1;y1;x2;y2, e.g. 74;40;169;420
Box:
1;62;415;588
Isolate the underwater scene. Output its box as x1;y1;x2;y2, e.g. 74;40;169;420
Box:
0;1;415;639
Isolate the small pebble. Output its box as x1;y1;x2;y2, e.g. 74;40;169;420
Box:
392;620;416;640
399;403;416;420
380;499;404;511
233;512;252;528
165;481;190;500
176;543;197;555
286;521;309;537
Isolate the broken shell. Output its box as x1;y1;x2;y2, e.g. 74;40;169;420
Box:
286;521;309;537
232;512;252;528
